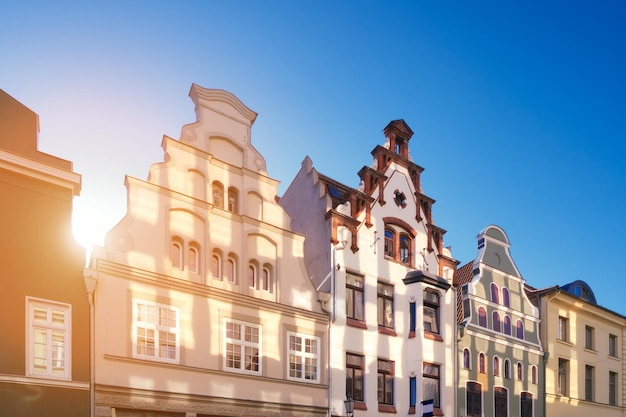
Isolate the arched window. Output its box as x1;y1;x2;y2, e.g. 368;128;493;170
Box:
262;264;272;292
225;255;236;283
248;264;257;289
227;187;238;213
383;223;414;265
479;353;486;374
492;311;501;332
211;251;222;280
478;307;487;328
521;392;533;417
463;348;471;370
517;362;524;381
493;356;500;376
384;229;395;258
171;239;183;269
188;244;199;274
399;234;411;264
212;181;224;209
531;365;538;384
504;359;511;379
491;283;499;304
502;287;510;307
503;315;512;335
516;320;525;339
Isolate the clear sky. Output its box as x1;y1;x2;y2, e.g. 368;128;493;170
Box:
2;2;625;312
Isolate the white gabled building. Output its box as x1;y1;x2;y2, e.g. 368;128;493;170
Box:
88;85;329;417
280;120;459;417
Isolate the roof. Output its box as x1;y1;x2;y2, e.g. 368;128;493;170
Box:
453;261;474;324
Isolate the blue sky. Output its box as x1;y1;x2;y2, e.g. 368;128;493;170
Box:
2;2;625;312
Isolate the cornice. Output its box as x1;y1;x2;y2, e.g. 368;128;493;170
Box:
0;148;81;195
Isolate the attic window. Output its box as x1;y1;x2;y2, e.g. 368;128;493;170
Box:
393;190;407;209
327;185;341;198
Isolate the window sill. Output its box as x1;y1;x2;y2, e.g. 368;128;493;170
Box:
378;404;397;413
424;331;444;342
347;318;367;329
584;348;597;354
433;408;444;416
408;330;416;339
378;326;397;337
556;339;573;347
354;401;367;411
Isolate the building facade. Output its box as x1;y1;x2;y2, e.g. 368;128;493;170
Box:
528;280;626;417
454;225;544;417
88;85;329;417
280;120;459;417
0;89;89;416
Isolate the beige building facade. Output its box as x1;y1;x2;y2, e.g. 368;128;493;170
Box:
88;85;329;417
280;120;458;417
529;281;626;417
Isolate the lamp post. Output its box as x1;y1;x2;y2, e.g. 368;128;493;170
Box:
344;395;355;417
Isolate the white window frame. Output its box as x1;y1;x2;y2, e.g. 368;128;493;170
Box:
26;297;71;380
287;331;320;383
132;299;180;364
223;318;262;375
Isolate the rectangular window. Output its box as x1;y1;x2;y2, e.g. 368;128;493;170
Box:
224;319;261;374
585;326;594;350
558;358;569;396
288;332;320;383
377;359;394;405
520;392;533;417
494;386;508;417
423;290;440;334
466;382;482;417
558;316;568;341
609;334;618;357
346;353;364;402
609;371;618;406
26;297;71;379
409;376;416;412
409;302;416;335
133;300;179;363
423;363;440;409
346;272;365;321
585;365;594;401
377;282;394;329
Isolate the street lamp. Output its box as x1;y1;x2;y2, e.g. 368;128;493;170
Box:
344;395;355;417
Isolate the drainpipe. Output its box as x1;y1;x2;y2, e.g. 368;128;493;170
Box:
329;240;347;417
83;268;98;417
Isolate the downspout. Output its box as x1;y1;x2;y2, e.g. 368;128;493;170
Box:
329;241;347;417
540;290;559;417
84;268;98;417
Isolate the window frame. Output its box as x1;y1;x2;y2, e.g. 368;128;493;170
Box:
516;320;524;340
346;352;365;402
212;181;224;209
463;348;471;370
171;238;183;270
558;358;569;396
478;353;486;374
423;289;440;335
478;307;487;328
558;316;568;342
211;251;222;280
383;224;413;266
609;371;618;406
493;356;500;377
132;299;180;364
225;255;237;283
188;243;200;274
492;311;501;333
490;283;499;304
346;272;365;322
585;365;594;401
377;358;395;406
466;381;482;417
585;325;594;350
223;318;262;375
520;392;533;417
26;297;72;380
609;334;618;357
377;282;394;329
504;359;511;379
287;331;320;383
494;386;508;417
423;362;440;409
501;287;510;307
